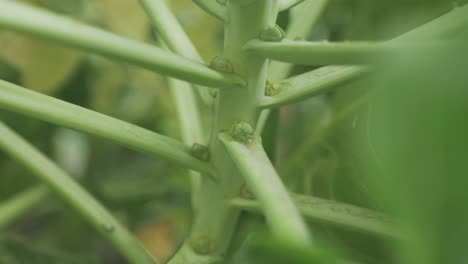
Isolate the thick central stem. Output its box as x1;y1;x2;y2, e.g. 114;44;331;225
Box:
187;0;278;258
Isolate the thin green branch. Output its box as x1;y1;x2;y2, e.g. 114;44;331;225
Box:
0;122;157;264
278;0;305;12
255;110;271;133
167;77;205;205
259;0;330;132
245;40;425;65
259;3;468;109
139;0;214;105
0;1;243;89
192;0;228;22
0;185;49;230
230;193;398;239
268;0;330;81
219;133;311;244
0;80;215;175
260;65;370;109
167;77;205;155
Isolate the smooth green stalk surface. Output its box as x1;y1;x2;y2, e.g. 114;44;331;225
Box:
219;133;311;244
268;0;330;81
167;76;205;205
277;0;305;11
245;40;427;65
260;65;370;108
0;0;242;89
230;194;396;238
0;80;214;175
0;122;157;264
192;0;227;22
0;185;49;230
139;0;213;105
258;0;330;133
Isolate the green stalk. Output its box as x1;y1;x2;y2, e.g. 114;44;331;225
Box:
169;1;280;262
167;77;204;147
260;3;468;108
230;193;397;239
167;77;205;206
192;0;228;22
0;80;214;175
0;185;49;230
244;40;427;65
277;0;305;11
260;65;369;109
258;0;329;132
0;123;157;264
139;0;214;105
220;133;311;244
268;0;330;81
0;0;242;89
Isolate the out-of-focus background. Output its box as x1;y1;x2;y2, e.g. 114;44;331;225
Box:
0;0;467;263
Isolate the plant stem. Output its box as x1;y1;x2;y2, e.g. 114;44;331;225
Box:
259;3;468;108
167;77;205;207
268;0;330;81
277;0;305;11
0;122;157;264
260;65;369;109
244;40;427;65
139;0;214;105
0;185;49;230
259;0;329;133
220;133;311;244
0;80;214;175
230;193;397;239
169;1;280;261
0;0;242;89
192;0;228;22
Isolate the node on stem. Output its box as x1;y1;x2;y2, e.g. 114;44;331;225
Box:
229;121;254;144
190;143;210;162
265;80;281;96
259;25;286;42
209;56;234;73
189;236;216;255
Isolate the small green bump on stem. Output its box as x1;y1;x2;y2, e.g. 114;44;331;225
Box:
265;80;281;96
189;236;216;255
103;223;115;233
216;0;227;6
239;183;255;199
191;143;210;162
209;56;234;73
259;25;285;42
209;88;219;98
229;121;254;144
